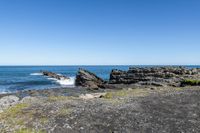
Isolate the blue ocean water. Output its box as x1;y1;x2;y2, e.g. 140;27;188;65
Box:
0;65;199;93
0;66;130;93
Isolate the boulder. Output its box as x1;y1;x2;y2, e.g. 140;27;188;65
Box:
0;95;19;112
75;69;105;89
20;96;39;103
79;93;106;100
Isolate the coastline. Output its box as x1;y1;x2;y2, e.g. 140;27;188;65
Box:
1;65;200;94
1;66;200;132
0;86;107;99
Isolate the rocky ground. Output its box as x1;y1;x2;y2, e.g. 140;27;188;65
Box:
1;86;200;133
1;66;200;133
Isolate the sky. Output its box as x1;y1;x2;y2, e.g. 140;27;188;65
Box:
0;0;200;65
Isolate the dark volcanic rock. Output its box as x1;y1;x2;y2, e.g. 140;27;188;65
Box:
75;69;105;89
41;71;69;80
109;67;200;87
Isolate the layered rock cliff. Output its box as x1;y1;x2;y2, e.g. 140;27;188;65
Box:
109;67;200;87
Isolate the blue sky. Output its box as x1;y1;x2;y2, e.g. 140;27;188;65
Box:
0;0;200;65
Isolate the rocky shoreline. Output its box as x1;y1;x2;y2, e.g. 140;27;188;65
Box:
1;66;200;132
3;66;199;99
75;66;200;89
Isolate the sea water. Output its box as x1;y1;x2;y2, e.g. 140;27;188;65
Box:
0;65;199;93
0;66;130;93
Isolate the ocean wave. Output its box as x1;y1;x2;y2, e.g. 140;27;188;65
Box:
48;77;75;86
30;73;43;76
0;88;12;94
47;78;57;81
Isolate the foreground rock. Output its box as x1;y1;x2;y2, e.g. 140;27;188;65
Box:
110;66;200;87
41;71;69;80
75;69;106;89
1;87;200;132
0;95;19;112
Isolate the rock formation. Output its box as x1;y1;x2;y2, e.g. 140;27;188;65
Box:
75;69;106;89
41;71;69;80
109;67;200;87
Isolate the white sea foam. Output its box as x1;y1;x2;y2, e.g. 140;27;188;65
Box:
0;89;12;94
47;78;57;81
48;77;75;86
30;72;75;86
56;77;75;86
30;73;43;76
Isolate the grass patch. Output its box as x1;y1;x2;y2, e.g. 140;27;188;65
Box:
57;108;72;116
0;103;49;132
102;88;149;99
0;103;28;119
103;92;114;99
0;103;34;132
16;128;45;133
40;117;49;124
47;96;69;102
181;79;200;86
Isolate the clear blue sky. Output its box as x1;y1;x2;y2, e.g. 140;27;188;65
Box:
0;0;200;65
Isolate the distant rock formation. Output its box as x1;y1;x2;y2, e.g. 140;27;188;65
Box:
41;71;69;80
109;67;200;87
43;67;200;89
75;69;106;89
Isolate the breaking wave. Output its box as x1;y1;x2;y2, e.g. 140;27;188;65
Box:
30;73;43;76
48;77;75;86
30;72;75;86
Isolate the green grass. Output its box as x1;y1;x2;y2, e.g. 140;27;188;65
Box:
103;92;114;99
57;108;72;116
102;88;149;99
16;128;45;133
181;79;200;86
0;103;49;132
47;96;69;102
0;103;28;118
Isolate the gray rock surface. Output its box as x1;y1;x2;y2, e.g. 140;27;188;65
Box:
1;87;200;132
20;96;40;103
0;95;19;112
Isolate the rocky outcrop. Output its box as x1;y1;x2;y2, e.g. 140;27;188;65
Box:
73;67;200;89
75;69;106;89
41;71;69;80
109;67;200;87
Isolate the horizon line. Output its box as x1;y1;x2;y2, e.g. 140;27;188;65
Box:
0;64;200;66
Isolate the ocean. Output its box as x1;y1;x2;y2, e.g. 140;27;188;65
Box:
0;66;130;93
0;65;199;94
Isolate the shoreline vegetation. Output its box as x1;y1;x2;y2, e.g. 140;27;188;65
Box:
1;66;200;132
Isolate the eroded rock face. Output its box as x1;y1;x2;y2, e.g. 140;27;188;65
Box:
75;69;105;89
109;67;200;87
41;71;69;80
